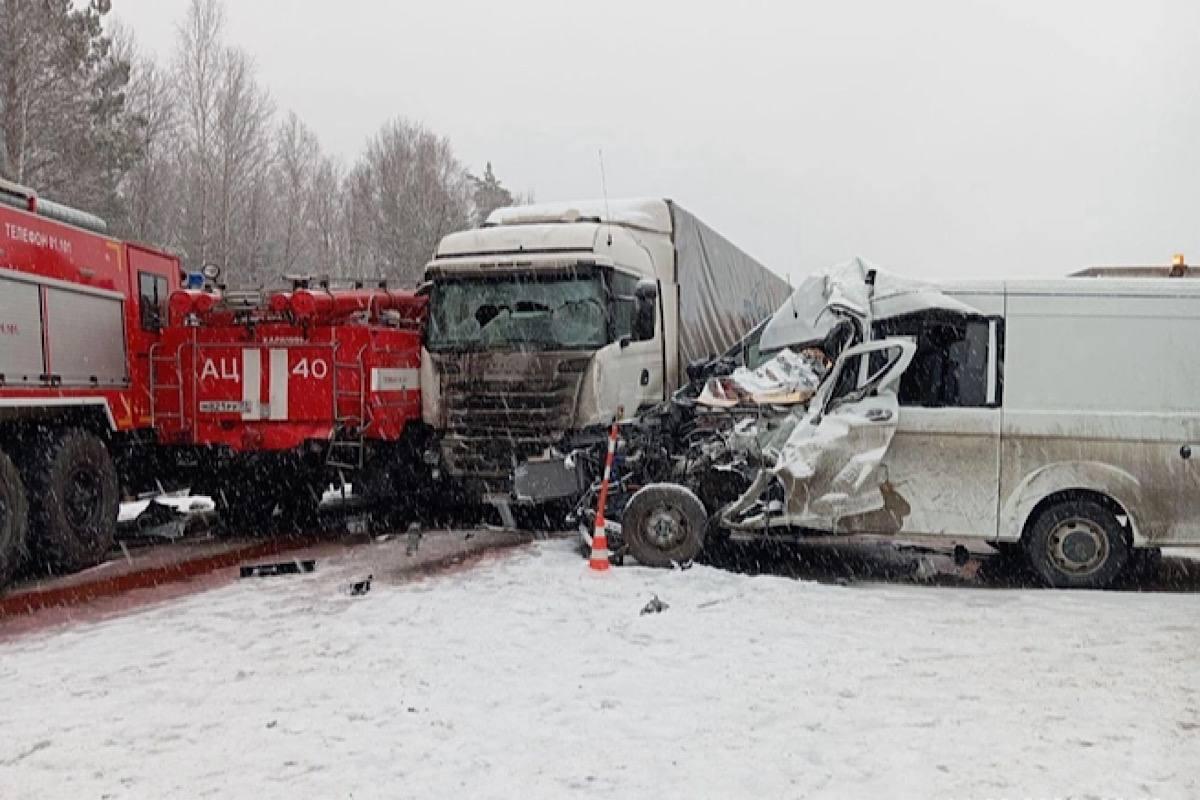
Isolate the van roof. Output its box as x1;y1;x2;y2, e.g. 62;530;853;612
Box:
942;277;1200;298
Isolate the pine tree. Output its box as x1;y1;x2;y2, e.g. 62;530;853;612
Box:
468;162;516;226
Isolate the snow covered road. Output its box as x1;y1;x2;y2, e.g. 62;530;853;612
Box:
3;539;1199;799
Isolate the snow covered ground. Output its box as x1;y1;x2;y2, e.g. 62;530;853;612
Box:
2;539;1199;799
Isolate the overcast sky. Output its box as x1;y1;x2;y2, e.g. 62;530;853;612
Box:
113;0;1200;282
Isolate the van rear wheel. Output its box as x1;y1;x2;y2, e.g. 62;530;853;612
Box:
0;449;29;588
1024;499;1129;589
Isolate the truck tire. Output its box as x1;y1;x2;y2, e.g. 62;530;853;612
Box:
0;449;30;588
1023;498;1129;589
214;482;279;535
276;476;323;534
23;428;119;573
622;483;708;568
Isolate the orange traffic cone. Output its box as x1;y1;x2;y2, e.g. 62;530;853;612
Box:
589;520;612;572
588;409;622;573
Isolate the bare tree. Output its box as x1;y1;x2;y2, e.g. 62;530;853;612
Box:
109;27;179;244
347;118;471;284
271;112;322;275
171;0;275;282
213;47;274;282
3;0;521;292
173;0;224;268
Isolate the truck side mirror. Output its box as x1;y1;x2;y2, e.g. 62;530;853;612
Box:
633;280;658;341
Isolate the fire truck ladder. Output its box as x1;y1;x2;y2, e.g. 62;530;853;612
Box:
148;343;186;430
327;345;369;470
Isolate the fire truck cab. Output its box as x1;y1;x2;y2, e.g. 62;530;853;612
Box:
0;179;181;587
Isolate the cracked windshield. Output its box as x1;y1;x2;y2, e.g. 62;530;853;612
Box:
427;274;607;351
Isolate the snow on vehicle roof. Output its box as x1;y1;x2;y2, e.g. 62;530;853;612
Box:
485;197;674;234
760;257;982;353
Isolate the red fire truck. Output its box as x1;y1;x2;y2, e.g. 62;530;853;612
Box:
0;179;182;586
0;179;430;589
152;278;428;530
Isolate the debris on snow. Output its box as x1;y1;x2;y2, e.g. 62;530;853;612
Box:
640;594;669;615
406;523;423;556
347;575;373;596
239;560;317;578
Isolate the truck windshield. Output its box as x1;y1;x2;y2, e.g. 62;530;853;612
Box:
426;274;608;352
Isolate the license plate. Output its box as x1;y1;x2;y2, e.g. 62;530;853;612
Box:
199;400;252;414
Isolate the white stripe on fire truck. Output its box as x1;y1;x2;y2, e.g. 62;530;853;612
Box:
370;367;419;392
242;348;262;421
269;348;289;421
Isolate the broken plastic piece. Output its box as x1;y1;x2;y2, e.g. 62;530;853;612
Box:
239;560;316;578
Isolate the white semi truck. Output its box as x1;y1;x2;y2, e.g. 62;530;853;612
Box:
419;198;791;502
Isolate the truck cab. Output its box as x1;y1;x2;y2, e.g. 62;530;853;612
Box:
422;208;667;496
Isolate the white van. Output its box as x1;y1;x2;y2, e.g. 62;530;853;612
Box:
738;273;1200;588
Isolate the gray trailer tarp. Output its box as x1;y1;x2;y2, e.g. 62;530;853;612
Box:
669;202;792;372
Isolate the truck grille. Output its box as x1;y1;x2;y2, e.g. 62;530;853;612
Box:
438;356;587;481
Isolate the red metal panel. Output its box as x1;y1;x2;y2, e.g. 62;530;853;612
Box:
157;315;423;454
0;202;180;432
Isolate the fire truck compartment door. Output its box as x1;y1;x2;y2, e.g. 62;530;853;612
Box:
45;287;129;385
0;275;45;384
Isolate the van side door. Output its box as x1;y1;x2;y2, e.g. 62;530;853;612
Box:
859;306;1005;539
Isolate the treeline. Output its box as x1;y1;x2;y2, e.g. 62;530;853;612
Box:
0;0;527;286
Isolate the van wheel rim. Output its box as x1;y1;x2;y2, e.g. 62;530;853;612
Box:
645;507;688;549
1047;517;1108;575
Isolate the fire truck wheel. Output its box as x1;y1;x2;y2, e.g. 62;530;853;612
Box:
622;483;708;568
23;429;119;573
215;484;279;535
276;478;323;533
0;449;30;588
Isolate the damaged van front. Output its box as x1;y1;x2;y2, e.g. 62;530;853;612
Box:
576;258;991;568
592;257;1200;589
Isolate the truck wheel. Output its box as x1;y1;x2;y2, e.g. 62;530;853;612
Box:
276;478;324;534
0;449;30;588
622;483;708;568
216;483;279;535
23;429;119;573
1023;499;1129;589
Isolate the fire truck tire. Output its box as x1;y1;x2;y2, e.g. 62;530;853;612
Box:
276;478;323;533
215;483;279;534
0;449;30;588
23;428;119;573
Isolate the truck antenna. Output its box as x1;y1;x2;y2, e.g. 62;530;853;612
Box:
598;148;613;246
